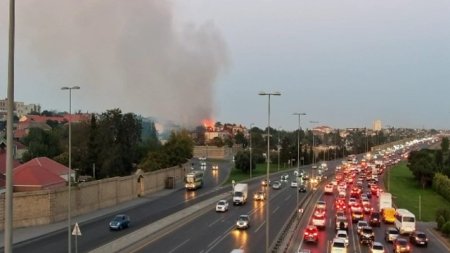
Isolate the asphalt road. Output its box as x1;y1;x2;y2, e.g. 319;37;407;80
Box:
9;158;233;253
126;161;339;253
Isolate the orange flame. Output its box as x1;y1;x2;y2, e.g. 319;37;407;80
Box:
202;118;215;131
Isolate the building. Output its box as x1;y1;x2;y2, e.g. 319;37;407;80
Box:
373;120;382;131
0;98;41;119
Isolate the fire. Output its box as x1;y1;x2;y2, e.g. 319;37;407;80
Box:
202;118;215;131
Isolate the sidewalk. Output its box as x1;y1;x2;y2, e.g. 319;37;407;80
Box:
0;186;182;249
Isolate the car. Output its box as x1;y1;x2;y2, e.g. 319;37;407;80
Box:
330;238;347;253
109;214;130;230
298;184;307;192
370;241;386;253
290;180;298;188
385;227;400;242
261;179;271;186
253;191;266;201
393;238;411;253
281;174;289;181
352;210;364;223
359;226;375;245
324;183;334;194
316;200;326;209
363;203;372;214
335;199;346;211
336;230;349;246
409;231;428;247
303;225;319;243
312;213;326;229
215;199;229;212
336;216;348;231
356;220;369;234
272;181;282;189
236;215;250;229
212;164;219;170
369;212;381;227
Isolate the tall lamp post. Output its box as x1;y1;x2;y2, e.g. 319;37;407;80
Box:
249;123;254;179
259;91;281;253
293;112;306;208
277;127;282;171
310;121;319;183
62;86;80;253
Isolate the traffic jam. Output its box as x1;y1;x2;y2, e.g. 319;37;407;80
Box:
299;152;430;253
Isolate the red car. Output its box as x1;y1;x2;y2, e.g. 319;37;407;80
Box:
304;225;319;243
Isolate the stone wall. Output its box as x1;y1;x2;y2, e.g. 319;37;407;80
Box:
0;165;186;230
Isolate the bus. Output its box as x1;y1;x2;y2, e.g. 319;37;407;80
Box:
184;171;204;190
394;208;416;234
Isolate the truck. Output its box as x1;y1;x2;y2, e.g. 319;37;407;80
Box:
233;183;248;205
379;192;392;211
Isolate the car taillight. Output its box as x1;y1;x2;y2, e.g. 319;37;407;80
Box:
406;245;410;250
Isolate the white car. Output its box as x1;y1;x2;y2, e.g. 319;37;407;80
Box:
324;183;334;194
330;238;347;253
290;180;298;188
370;241;385;253
356;220;369;235
335;230;349;246
316;200;326;209
215;200;229;212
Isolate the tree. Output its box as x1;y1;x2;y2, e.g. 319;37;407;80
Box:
407;149;437;188
235;150;255;173
234;131;247;148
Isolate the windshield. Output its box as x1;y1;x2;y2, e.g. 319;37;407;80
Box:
185;176;195;183
234;192;243;197
373;245;383;250
333;242;345;248
403;217;415;222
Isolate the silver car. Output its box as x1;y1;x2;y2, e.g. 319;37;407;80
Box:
385;227;399;242
236;215;250;229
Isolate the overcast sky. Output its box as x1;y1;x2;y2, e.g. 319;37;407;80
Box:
1;0;450;131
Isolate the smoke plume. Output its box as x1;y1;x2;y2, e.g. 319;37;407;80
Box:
18;0;228;127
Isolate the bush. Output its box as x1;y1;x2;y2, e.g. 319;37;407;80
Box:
442;221;450;236
437;215;446;230
436;207;450;223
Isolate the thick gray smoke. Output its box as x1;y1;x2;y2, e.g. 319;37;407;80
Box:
18;0;228;127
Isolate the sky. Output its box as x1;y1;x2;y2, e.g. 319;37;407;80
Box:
1;0;450;131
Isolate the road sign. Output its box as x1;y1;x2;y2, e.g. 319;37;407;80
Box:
72;222;82;236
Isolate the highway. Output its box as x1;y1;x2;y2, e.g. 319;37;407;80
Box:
123;162;337;253
9;158;233;253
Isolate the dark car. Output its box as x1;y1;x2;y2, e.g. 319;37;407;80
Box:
369;212;381;227
393;238;411;253
359;226;375;245
298;184;307;192
109;214;130;230
409;231;428;247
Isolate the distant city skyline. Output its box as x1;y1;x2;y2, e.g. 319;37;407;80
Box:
1;1;450;131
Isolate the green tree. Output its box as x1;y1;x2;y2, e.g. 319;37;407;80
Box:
407;149;437;188
234;131;247;148
235;150;255;173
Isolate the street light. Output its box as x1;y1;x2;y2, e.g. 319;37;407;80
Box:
249;123;254;179
277;126;282;172
293;112;306;208
310;121;319;184
62;86;80;253
259;91;281;253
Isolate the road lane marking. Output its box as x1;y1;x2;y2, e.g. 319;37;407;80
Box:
208;217;223;227
273;206;280;214
284;195;291;201
254;221;266;233
168;239;190;253
207;235;222;248
204;226;235;253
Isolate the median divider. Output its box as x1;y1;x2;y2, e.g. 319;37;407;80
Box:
89;192;231;253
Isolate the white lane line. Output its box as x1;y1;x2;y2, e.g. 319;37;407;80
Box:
273;206;280;214
204;226;235;253
254;221;266;233
284;195;291;201
168;238;190;253
208;217;223;227
207;235;221;248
